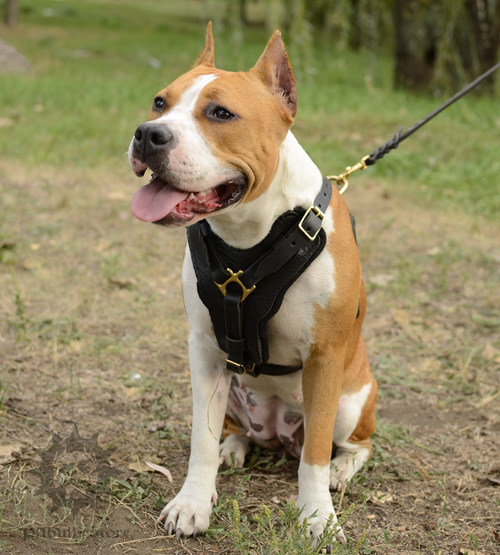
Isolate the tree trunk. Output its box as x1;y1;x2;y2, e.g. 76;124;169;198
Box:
348;0;361;51
463;0;500;93
4;0;19;27
394;0;500;94
394;0;436;91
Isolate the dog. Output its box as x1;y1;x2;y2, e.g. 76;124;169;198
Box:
128;23;377;547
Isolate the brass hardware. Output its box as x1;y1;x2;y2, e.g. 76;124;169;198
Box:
327;155;370;195
226;359;255;375
215;268;256;301
298;205;325;241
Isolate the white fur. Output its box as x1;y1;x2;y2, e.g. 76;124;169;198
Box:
158;255;231;534
297;460;346;546
158;332;230;534
209;131;328;249
333;383;372;446
129;74;242;191
219;434;251;468
330;383;372;490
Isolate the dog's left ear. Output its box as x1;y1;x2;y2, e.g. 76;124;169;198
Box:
252;31;297;119
195;21;215;67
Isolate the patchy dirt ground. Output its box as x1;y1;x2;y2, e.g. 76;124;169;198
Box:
1;162;499;554
0;40;30;75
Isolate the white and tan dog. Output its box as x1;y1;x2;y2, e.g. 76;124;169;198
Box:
128;24;377;546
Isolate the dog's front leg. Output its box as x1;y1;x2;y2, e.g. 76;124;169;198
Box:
158;333;230;538
297;346;347;548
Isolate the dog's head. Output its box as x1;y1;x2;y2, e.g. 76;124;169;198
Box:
129;23;297;227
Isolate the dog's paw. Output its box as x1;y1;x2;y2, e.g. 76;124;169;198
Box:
157;489;216;538
329;447;368;491
219;434;251;468
298;503;346;551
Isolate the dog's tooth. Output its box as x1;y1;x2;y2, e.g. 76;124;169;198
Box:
188;193;196;200
196;190;207;197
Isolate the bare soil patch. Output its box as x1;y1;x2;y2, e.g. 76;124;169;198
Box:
0;40;30;74
1;163;499;554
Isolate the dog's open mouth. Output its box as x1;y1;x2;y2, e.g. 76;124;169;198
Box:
131;174;246;224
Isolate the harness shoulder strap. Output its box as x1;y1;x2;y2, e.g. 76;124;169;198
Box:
187;176;332;377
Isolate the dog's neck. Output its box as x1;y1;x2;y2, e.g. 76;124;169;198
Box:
207;131;323;249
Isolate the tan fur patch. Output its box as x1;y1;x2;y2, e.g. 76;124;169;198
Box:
223;413;246;439
144;26;295;203
302;190;377;466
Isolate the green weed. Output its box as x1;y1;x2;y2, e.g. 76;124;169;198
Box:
216;497;359;554
8;270;29;341
0;234;16;265
0;378;5;411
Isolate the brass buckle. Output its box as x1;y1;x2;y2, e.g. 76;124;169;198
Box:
215;268;256;302
226;359;255;375
298;205;325;241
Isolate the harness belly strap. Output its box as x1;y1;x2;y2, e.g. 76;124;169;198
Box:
186;177;334;377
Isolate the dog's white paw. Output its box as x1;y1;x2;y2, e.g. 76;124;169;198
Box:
297;501;346;550
297;462;347;550
157;488;216;538
329;447;369;491
219;434;251;468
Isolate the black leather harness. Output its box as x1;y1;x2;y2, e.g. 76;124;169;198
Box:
186;177;334;378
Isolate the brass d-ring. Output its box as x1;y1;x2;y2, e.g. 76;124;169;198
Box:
327;176;349;195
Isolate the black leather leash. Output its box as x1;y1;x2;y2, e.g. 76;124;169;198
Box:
329;61;500;191
187;176;332;378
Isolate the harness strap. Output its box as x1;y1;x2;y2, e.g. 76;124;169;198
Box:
188;176;332;377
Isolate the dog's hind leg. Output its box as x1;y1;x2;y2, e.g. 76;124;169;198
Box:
330;351;377;491
219;433;252;468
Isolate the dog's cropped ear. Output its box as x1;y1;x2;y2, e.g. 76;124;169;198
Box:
252;31;297;119
195;21;215;67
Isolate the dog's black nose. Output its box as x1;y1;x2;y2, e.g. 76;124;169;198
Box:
134;123;173;157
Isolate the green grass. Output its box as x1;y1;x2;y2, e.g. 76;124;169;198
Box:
1;0;499;218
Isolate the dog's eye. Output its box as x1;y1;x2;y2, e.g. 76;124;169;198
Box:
152;97;166;112
213;107;234;120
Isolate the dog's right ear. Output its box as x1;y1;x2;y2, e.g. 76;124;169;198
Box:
252;31;297;119
195;21;215;67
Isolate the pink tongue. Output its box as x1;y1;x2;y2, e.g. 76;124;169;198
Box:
131;177;189;222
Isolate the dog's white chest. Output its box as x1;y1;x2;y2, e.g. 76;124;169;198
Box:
265;244;335;365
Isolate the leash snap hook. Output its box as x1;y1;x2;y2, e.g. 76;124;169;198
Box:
327;155;370;195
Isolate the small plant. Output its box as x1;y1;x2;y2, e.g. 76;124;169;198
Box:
0;377;5;410
0;233;16;265
210;476;361;554
9;270;29;341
